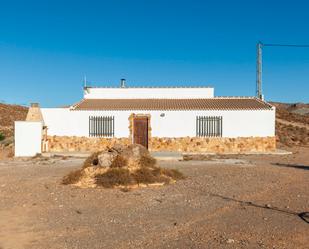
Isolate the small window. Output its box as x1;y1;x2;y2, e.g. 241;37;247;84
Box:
196;116;222;137
89;116;114;137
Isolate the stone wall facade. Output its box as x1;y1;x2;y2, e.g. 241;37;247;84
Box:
46;136;276;153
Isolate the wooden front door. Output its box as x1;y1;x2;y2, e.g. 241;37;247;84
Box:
133;117;149;149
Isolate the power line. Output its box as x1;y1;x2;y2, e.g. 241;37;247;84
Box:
256;41;309;99
263;43;309;48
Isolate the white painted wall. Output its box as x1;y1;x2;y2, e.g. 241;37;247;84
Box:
15;121;42;157
41;108;275;138
84;87;214;99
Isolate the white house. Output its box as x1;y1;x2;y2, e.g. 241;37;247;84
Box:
35;79;276;153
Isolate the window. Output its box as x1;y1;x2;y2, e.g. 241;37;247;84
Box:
89;116;114;137
196;116;222;137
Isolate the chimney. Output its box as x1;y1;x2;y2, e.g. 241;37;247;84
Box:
26;103;44;125
120;79;126;88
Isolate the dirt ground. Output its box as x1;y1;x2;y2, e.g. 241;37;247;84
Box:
0;148;308;249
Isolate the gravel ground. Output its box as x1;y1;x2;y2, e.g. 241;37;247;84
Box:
0;148;308;249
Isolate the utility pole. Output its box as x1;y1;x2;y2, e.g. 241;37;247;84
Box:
256;41;309;100
256;41;263;99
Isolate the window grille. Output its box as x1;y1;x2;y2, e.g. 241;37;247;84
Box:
196;116;222;137
89;116;114;137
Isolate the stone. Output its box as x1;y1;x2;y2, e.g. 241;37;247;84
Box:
129;144;150;159
93;144;153;171
98;150;118;168
227;239;235;244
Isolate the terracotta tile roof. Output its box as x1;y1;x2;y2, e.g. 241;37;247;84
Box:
71;97;273;111
85;86;213;89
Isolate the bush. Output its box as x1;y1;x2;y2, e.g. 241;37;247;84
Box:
95;168;134;188
62;169;84;185
0;133;5;141
110;155;128;168
133;167;164;184
95;166;185;188
139;155;157;168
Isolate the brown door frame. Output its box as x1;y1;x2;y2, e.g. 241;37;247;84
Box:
133;116;149;149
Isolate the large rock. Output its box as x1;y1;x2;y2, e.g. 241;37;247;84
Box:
96;144;154;170
120;144;150;160
98;150;118;167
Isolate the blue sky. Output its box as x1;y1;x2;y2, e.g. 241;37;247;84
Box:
0;0;308;107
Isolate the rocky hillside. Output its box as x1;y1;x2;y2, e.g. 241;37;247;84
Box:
0;103;28;137
271;102;309;147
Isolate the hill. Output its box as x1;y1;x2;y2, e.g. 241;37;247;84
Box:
0;103;28;137
271;102;309;147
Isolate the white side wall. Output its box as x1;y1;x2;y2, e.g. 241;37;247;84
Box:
15;121;42;157
41;108;275;138
84;87;214;99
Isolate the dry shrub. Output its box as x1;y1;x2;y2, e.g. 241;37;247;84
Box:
110;155;128;168
139;155;157;168
133;167;166;184
95;168;134;188
83;151;101;169
95;166;184;188
62;169;84;185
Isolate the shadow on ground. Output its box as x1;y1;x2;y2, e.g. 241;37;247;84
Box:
271;163;309;171
210;193;309;224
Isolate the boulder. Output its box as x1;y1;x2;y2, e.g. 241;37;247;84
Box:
98;150;118;168
96;144;153;170
120;144;150;160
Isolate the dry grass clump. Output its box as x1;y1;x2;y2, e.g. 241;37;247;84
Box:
110;155;128;168
62;169;84;185
132;167;166;184
95;165;184;188
95;168;133;188
139;155;157;168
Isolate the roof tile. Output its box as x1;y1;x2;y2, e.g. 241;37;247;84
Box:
71;98;273;111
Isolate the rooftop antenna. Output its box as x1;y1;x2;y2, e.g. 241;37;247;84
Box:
83;75;87;88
